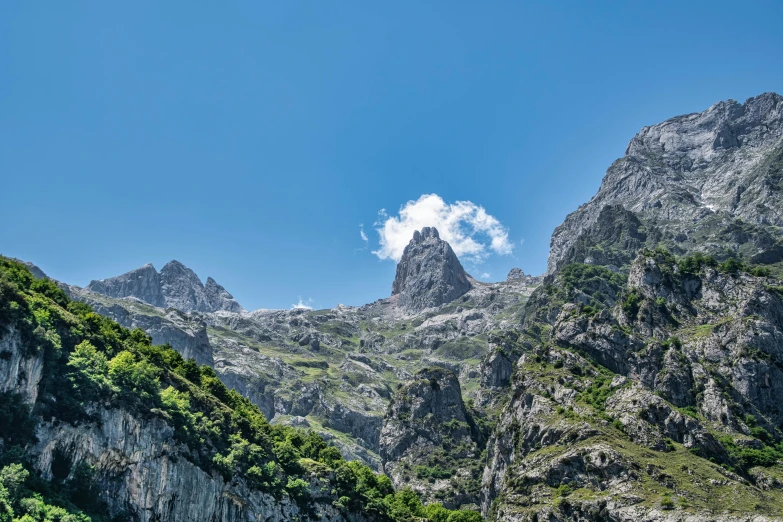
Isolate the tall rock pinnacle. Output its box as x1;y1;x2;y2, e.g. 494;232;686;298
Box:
391;227;472;312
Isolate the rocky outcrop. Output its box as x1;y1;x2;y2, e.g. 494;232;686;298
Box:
482;94;783;521
88;260;243;313
0;327;44;403
83;297;214;367
206;276;244;312
391;228;472;312
549;93;783;274
0;324;362;522
158;260;214;312
380;368;486;509
87;263;165;307
506;268;543;286
33;408;351;522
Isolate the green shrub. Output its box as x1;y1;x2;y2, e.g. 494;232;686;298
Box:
108;351;161;404
621;290;642;318
719;258;744;274
579;375;614;412
415;465;454;480
678;253;717;275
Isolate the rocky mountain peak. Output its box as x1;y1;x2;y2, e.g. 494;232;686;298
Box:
506;267;525;281
548;92;783;274
87;263;165;307
159;260;212;312
87;261;242;313
391;227;472;312
205;276;244;313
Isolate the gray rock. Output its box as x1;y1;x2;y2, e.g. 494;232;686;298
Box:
88;263;165;307
391;227;472;312
159;260;213;312
205;276;244;312
87;260;243;313
0;327;366;522
380;368;486;509
506;268;525;281
549;92;783;274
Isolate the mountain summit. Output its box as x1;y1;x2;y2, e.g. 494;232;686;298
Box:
87;260;243;313
549;92;783;273
391;227;472;312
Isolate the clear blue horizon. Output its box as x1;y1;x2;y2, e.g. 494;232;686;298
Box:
2;1;782;310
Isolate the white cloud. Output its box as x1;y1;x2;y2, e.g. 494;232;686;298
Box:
291;297;314;310
480;272;492;280
372;194;513;263
359;224;368;243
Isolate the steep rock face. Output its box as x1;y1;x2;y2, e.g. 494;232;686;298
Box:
551;251;783;430
482;94;783;521
0;327;44;403
33;409;352;522
87;263;165;307
82;296;214;367
480;344;783;521
87;261;242;313
380;368;486;509
481;248;783;519
206;276;244;312
0;323;362;522
392;227;472;312
158;260;213;312
549;92;783;273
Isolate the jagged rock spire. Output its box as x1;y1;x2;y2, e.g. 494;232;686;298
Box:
391;227;472;312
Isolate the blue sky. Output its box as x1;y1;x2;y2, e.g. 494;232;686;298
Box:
1;1;782;310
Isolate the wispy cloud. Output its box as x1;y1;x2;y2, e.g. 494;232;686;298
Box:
359;224;368;243
354;224;370;254
372;194;513;263
291;297;314;310
480;272;492;280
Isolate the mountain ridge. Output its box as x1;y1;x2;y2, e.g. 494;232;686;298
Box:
87;260;244;313
6;92;783;521
549;92;783;274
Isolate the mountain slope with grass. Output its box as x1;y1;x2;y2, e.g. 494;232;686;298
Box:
8;92;783;520
480;93;783;521
0;257;481;522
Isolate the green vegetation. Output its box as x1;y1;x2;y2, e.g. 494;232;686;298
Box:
678;252;772;277
677;252;718;275
415;465;454;481
577;373;614;412
0;461;107;522
717;434;783;469
0;257;482;521
621;289;641;318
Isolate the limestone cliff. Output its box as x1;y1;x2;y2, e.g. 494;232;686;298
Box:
380;368;487;509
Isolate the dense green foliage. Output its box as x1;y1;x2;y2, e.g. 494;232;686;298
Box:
677;252;771;277
577;373;614;412
718;434;783;469
0;258;482;521
560;263;626;299
0;462;103;522
540;264;628;321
